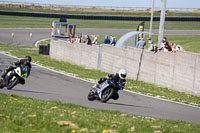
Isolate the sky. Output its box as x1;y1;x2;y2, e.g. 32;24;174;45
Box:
1;0;200;9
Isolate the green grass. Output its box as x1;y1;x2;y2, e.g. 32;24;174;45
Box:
0;43;200;107
37;39;50;46
0;15;200;30
0;93;199;133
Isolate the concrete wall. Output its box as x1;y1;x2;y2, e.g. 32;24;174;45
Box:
50;39;99;70
50;39;200;95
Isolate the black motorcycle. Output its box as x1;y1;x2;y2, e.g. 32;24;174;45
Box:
0;65;29;90
87;79;123;103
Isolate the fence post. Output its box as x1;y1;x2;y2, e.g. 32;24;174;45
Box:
97;45;103;70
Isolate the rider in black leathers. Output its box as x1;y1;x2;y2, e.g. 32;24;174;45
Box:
94;69;127;100
1;56;32;86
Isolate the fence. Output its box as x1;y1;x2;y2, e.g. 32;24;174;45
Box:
50;39;200;96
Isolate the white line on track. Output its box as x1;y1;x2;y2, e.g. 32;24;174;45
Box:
35;38;51;47
0;51;200;109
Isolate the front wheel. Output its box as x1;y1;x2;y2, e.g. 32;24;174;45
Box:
0;79;4;89
101;88;114;103
7;76;19;90
87;91;96;101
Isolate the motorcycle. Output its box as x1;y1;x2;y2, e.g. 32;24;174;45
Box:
87;79;123;103
0;65;29;90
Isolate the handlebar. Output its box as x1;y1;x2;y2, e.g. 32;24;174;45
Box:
107;79;123;89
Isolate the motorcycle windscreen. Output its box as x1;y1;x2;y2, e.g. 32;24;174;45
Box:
20;65;28;78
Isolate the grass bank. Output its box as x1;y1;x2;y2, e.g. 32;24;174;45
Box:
0;43;200;107
0;93;200;133
0;15;200;30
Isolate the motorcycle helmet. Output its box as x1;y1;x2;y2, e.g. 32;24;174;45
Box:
119;69;127;79
25;56;32;63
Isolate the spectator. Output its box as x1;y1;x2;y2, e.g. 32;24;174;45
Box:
164;43;172;52
75;34;81;43
92;35;98;44
158;37;169;51
84;35;92;46
150;44;158;53
69;33;75;43
171;43;184;53
136;38;146;49
104;36;110;44
110;35;116;46
147;37;154;51
163;37;169;45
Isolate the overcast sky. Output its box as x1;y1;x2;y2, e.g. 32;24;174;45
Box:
2;0;200;9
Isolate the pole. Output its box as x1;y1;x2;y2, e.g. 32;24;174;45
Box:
149;0;155;38
158;0;167;47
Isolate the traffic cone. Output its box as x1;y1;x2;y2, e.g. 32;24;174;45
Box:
29;33;33;38
11;32;14;38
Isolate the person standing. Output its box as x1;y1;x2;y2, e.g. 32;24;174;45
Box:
136;38;146;49
104;36;110;44
84;35;92;46
110;35;116;46
147;38;154;51
92;35;98;44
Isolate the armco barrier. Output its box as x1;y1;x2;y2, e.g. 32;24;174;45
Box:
50;39;200;95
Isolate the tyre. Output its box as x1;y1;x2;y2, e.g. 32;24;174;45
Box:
7;76;19;90
87;91;95;101
0;79;4;89
112;93;119;100
101;88;114;103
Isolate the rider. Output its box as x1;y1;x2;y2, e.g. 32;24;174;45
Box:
1;56;32;85
95;69;127;90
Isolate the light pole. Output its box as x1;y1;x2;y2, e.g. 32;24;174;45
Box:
158;0;167;47
149;0;155;39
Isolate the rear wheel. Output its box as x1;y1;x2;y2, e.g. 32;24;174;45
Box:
101;88;114;103
7;76;19;90
112;93;119;100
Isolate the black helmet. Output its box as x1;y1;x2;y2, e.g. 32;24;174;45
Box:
25;56;32;62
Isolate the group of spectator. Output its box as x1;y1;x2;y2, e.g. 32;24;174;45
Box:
69;34;93;46
69;34;117;46
104;35;117;46
70;33;183;53
136;36;184;53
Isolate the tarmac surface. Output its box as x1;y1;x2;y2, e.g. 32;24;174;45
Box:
0;53;200;124
0;28;200;46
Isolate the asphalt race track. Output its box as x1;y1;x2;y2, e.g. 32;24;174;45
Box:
0;53;200;124
0;28;200;46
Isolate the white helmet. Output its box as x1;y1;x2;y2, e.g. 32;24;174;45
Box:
119;69;127;79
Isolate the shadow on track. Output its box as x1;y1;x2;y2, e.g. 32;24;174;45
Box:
106;102;147;108
12;89;54;95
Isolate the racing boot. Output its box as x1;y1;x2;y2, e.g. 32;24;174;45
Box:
93;82;100;89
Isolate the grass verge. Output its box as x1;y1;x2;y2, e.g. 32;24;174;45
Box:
0;43;200;107
0;93;200;133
